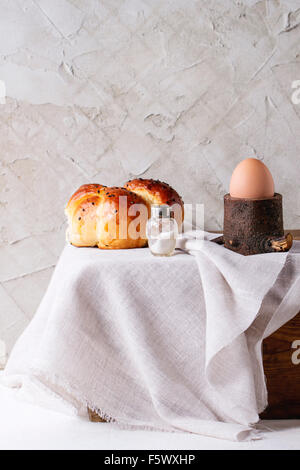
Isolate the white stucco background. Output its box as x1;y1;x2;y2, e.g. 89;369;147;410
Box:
0;0;300;353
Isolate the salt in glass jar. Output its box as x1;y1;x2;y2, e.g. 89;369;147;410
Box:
146;204;178;256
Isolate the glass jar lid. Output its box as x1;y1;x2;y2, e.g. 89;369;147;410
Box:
151;204;171;218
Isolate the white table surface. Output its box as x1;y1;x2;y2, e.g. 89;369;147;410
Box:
1;372;300;450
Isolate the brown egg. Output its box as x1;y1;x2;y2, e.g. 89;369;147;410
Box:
229;158;274;199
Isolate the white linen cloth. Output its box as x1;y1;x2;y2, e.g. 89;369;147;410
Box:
3;232;300;441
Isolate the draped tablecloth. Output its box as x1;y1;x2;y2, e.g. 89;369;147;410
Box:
3;233;300;441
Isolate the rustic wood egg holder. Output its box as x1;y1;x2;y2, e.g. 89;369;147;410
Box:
214;193;293;255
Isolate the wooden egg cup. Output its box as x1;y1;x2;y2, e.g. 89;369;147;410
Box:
214;193;293;256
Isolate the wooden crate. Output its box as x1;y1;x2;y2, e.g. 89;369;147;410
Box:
87;408;107;422
260;311;300;419
89;230;300;422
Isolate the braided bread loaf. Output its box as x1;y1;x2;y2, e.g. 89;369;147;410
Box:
65;179;184;249
124;178;184;229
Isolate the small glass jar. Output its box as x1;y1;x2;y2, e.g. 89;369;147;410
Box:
146;204;178;256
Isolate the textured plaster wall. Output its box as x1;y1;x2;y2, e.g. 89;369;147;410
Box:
0;0;300;353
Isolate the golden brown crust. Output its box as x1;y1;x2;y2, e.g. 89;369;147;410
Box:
65;184;148;249
123;178;184;228
97;187;148;249
124;178;183;206
66;179;184;249
66;184;105;210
